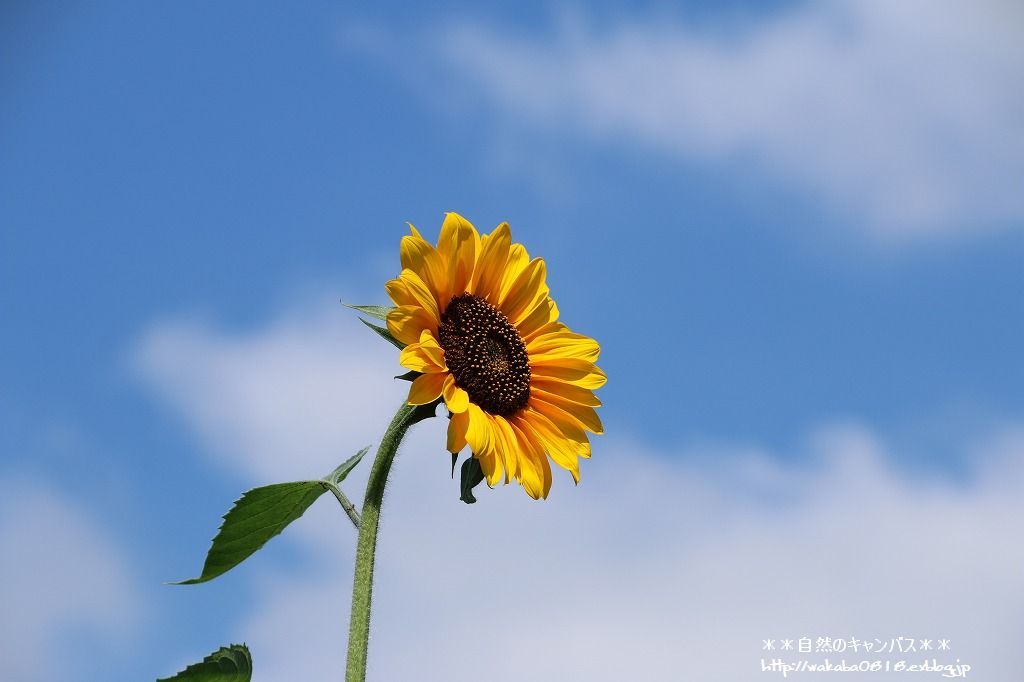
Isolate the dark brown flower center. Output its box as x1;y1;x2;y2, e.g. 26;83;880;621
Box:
437;293;530;417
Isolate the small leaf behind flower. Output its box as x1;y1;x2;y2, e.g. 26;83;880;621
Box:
341;302;394;321
357;318;406;350
157;643;252;681
459;456;486;504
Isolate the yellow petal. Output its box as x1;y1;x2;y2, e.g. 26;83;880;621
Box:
447;409;469;453
408;372;445;405
385;269;440;322
500;257;549;324
476;450;504;488
497;243;530;302
523;320;568;343
530;358;607;390
525;399;591;458
398;346;438;373
506;419;544;499
518;409;580;483
437;212;480;298
539;442;553;498
531;392;604;434
442;374;469;413
384;278;412;308
386;305;436;346
524;419;552;496
415;329;446;366
527;331;601;363
468;409;506;488
398;332;447;373
464;403;492;455
479;413;507;484
516;298;560;340
484;415;515;482
470;229;489;291
400;233;448;309
472;222;511;301
398;269;441;321
530;377;602;407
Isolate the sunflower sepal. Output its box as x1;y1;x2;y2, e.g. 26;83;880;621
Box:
356;317;406;350
340;302;394;321
394;370;420;382
458;455;486;504
407;399;441;426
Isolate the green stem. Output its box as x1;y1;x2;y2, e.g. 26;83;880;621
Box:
345;401;430;682
326;482;361;529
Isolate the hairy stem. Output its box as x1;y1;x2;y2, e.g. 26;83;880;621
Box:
326;483;361;529
345;401;430;681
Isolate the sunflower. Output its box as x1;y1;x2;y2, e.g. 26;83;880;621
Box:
385;212;605;499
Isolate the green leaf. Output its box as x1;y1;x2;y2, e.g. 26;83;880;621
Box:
172;481;331;585
341;302;394;321
326;445;371;485
394;370;420;382
409;400;441;426
358;317;405;350
174;444;375;584
459;456;485;504
157;643;252;681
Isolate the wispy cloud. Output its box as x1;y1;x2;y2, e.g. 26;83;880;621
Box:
0;478;142;682
235;425;1024;681
135;302;1024;680
133;302;407;483
401;1;1024;240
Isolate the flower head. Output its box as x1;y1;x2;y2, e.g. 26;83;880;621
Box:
386;213;605;499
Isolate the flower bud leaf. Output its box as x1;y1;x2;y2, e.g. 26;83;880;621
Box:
459;456;485;504
156;643;252;681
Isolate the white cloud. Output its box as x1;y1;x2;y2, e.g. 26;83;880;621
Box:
419;1;1024;240
135;304;1024;680
235;424;1024;681
133;303;408;483
0;478;141;682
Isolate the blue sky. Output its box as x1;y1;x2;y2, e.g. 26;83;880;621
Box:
2;1;1023;680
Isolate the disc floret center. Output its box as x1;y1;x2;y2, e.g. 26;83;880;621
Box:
437;294;531;417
